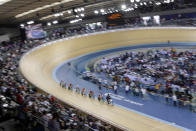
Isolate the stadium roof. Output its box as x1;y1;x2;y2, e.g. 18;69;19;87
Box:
0;0;195;25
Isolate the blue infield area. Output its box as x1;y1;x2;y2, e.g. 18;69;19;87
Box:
53;42;196;131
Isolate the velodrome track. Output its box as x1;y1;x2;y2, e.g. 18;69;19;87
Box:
20;27;196;131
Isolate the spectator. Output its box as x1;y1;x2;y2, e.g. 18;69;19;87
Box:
42;111;50;131
48;113;60;131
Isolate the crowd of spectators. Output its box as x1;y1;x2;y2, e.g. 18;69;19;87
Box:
92;48;196;111
0;38;119;131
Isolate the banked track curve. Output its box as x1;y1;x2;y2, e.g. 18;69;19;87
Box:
20;27;196;131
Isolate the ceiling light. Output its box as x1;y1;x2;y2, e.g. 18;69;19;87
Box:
70;19;82;24
155;2;161;5
125;8;134;12
81;7;84;11
68;10;72;14
54;13;60;17
20;24;24;27
121;4;126;10
76;15;79;18
94;10;99;14
27;21;34;25
164;0;169;3
164;0;174;3
53;20;58;24
80;14;85;17
40;14;54;20
47;22;51;26
136;0;140;2
97;22;101;26
100;9;105;13
40;10;66;20
130;0;134;3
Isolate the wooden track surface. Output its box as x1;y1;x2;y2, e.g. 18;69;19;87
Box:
20;28;196;131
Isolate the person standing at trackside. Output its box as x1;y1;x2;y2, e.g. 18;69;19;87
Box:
48;113;60;131
172;94;177;106
125;85;129;94
114;85;118;94
134;87;140;96
141;88;146;98
165;93;169;103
